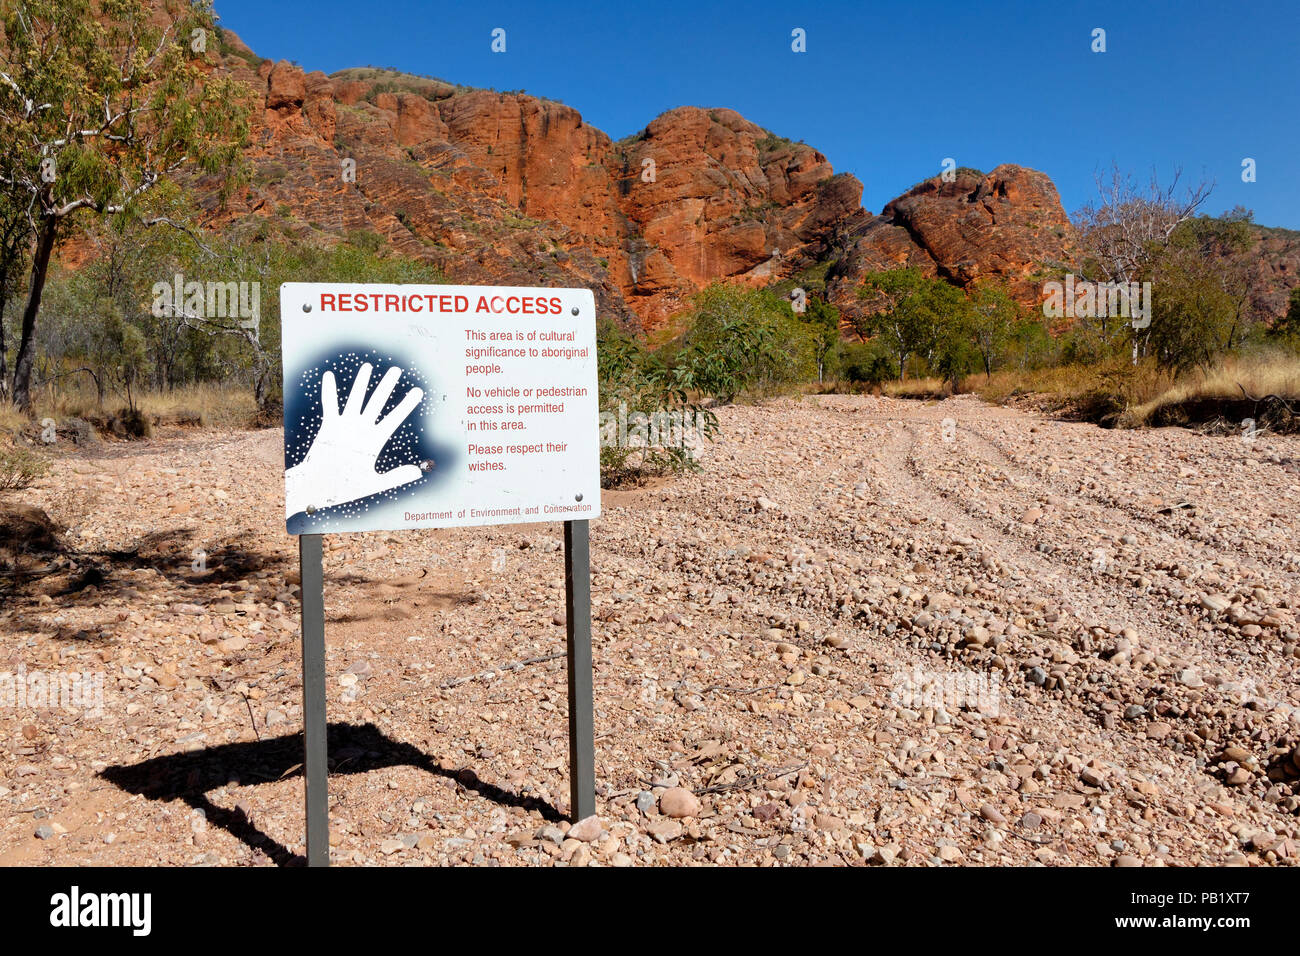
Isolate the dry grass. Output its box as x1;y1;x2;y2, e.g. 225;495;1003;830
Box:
1;382;258;436
882;377;951;400
0;443;49;490
964;352;1300;431
0;403;27;434
973;366;1098;404
870;364;1172;420
1123;352;1300;428
972;362;1171;408
133;384;258;428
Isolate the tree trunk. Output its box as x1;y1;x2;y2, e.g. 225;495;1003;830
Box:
0;284;8;403
11;216;58;413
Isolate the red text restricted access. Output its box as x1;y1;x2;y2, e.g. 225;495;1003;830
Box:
318;292;565;315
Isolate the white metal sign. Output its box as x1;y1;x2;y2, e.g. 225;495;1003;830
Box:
281;283;600;534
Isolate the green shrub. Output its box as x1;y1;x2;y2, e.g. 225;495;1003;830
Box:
838;340;897;387
597;320;718;487
670;284;817;403
0;446;49;490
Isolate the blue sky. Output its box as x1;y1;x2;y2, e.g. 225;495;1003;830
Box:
213;0;1300;228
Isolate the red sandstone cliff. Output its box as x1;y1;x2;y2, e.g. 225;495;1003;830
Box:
206;42;873;332
195;31;1294;338
823;165;1074;328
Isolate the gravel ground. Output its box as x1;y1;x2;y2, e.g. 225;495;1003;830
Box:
2;393;1299;866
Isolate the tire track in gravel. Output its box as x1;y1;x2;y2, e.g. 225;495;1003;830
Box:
666;400;1299;842
617;398;1296;795
599;471;1011;712
703;407;1138;656
936;420;1300;721
959;419;1300;582
940;420;1300;700
891;423;1162;628
848;417;1299;724
842;418;1300;821
601;490;1076;756
906;419;1299;696
817;415;1183;750
755;399;1295;675
942;421;1240;589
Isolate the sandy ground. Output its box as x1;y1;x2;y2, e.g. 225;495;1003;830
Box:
2;393;1299;866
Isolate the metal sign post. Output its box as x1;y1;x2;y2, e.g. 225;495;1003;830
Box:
564;519;596;822
298;533;329;867
296;523;596;866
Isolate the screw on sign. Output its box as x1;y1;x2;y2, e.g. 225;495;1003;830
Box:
281;283;601;865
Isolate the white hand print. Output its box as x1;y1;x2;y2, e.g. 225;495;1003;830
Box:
285;362;424;516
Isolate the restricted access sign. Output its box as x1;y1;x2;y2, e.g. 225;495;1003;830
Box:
280;283;600;534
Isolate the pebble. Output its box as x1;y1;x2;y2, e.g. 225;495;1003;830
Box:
1200;594;1231;613
567;816;603;842
647;819;683;844
536;825;566;845
659;787;701;818
870;845;898;865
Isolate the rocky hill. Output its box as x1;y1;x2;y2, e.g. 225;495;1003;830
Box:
1249;225;1300;319
198;29;1293;336
825;166;1073;320
199;30;1072;334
